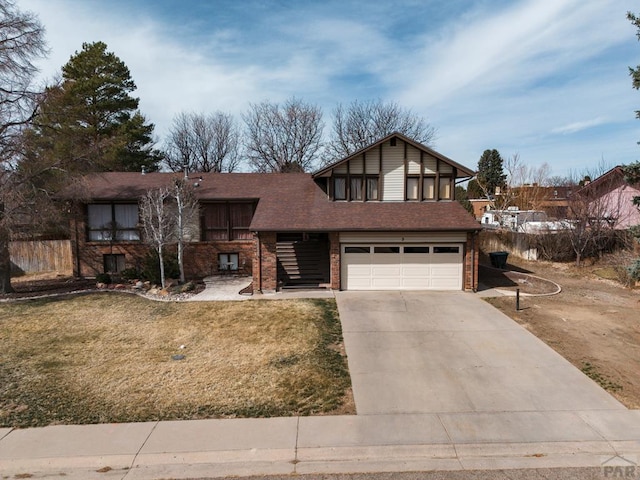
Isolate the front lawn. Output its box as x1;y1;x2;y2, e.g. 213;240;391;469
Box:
0;294;353;427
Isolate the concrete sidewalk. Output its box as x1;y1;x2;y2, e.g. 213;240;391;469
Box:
1;411;640;479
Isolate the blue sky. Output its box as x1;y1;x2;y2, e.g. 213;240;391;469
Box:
18;0;640;177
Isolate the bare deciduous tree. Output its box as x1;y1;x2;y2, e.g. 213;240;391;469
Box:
243;97;323;172
510;162;551;211
475;153;521;227
173;178;199;283
566;171;628;266
323;99;436;163
139;186;175;288
164;112;240;173
0;0;47;293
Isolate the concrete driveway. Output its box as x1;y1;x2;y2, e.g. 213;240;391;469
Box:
336;291;625;415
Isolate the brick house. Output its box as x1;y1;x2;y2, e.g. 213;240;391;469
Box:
71;133;481;292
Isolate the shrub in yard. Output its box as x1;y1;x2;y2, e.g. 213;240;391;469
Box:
95;273;111;284
119;268;139;281
179;281;195;293
139;250;180;285
627;259;640;282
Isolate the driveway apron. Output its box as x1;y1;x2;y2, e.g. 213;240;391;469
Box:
335;291;625;415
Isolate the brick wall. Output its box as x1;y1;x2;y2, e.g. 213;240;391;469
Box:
255;232;277;293
73;217;254;279
328;232;340;290
464;231;479;291
183;241;253;278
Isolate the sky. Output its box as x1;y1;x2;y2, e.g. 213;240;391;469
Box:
17;0;640;177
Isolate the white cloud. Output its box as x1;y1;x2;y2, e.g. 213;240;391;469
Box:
396;0;627;106
551;118;607;135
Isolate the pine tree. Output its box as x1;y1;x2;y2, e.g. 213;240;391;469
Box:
20;41;161;176
476;149;506;197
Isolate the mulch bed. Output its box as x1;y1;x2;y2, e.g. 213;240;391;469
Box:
1;277;207;301
1;277;96;300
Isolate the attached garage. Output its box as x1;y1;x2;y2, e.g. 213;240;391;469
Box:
342;243;463;290
339;233;466;291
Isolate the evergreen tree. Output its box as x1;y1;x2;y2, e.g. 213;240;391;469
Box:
455;185;474;215
466;178;483;199
476;149;506;197
20;41;161;177
626;12;640;210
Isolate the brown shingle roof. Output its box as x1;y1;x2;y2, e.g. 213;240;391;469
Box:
74;172;481;232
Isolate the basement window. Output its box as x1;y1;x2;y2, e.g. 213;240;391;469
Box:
219;252;239;271
103;254;125;273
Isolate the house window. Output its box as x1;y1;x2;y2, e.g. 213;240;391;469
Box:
202;202;254;241
333;177;347;200
103;254;125;273
350;177;363;201
87;204;139;241
439;178;452;200
366;177;379;200
406;177;419;200
219;252;239;271
423;177;436;200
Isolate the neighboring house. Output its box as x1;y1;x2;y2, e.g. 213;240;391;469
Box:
573;166;640;230
70;133;482;292
517;185;572;220
469;198;491;220
469;186;572;222
481;207;547;231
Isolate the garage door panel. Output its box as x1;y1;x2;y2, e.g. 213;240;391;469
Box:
402;277;433;288
371;265;402;276
372;277;403;288
401;265;430;277
342;242;463;291
431;264;461;276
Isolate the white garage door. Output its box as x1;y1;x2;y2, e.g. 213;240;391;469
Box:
341;244;463;290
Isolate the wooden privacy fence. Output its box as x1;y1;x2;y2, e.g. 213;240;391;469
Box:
9;240;73;275
479;230;539;261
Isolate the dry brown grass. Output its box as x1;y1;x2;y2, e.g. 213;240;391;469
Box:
0;293;352;427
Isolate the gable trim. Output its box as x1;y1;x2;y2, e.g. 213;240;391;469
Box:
313;132;475;178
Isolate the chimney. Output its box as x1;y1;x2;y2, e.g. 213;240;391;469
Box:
183;163;189;179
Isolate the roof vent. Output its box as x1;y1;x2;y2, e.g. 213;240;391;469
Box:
390;137;397;147
141;166;146;175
